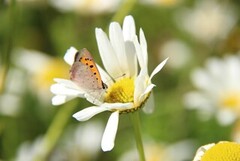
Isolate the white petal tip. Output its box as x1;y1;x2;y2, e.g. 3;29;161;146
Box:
124;15;134;22
101;111;119;152
64;46;78;65
101;144;114;152
149;57;169;80
72;107;107;121
52;95;67;106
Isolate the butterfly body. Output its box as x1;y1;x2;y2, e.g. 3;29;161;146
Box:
70;48;107;93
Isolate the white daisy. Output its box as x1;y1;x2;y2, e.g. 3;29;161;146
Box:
184;54;240;125
176;0;237;43
50;15;168;151
15;137;44;161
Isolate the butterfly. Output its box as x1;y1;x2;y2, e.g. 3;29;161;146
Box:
70;48;108;98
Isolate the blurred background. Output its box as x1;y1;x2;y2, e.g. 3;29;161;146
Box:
1;0;240;160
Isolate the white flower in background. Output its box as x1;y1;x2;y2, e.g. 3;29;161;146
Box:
176;0;237;43
13;48;69;104
51;15;168;151
0;68;26;116
118;140;195;161
50;121;103;161
49;0;121;14
184;54;240;125
159;39;192;69
193;141;240;161
15;137;44;161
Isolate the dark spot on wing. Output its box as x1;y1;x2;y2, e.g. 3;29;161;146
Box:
90;65;94;68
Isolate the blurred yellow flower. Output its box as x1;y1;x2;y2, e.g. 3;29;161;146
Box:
34;58;69;93
14;48;69;104
193;142;240;161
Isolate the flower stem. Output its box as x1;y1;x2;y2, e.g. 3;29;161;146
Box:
34;100;77;161
130;111;146;161
1;0;17;94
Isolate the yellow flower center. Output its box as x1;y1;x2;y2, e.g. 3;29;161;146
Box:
104;78;134;103
221;92;240;113
201;142;240;161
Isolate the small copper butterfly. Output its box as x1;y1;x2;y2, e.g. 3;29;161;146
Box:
70;48;107;95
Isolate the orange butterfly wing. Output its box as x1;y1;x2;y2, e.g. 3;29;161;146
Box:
70;48;107;90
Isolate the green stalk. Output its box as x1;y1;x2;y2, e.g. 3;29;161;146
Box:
111;0;137;22
1;0;17;94
34;101;77;161
130;111;146;161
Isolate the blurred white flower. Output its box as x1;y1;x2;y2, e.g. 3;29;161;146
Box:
15;137;44;161
0;68;26;116
49;0;121;14
51;15;168;151
193;141;240;161
118;140;195;161
159;39;192;69
50;121;103;161
176;0;237;43
184;54;240;125
13;48;69;105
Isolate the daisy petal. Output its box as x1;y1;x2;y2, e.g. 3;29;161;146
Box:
123;15;136;41
143;93;155;114
95;28;123;78
50;83;84;96
109;22;129;76
72;107;108;121
142;84;156;96
101;102;133;110
125;41;137;77
52;95;75;106
134;36;145;69
134;68;148;103
101;111;119;151
138;84;155;103
64;47;78;65
149;58;168;81
193;143;215;161
140;29;148;66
